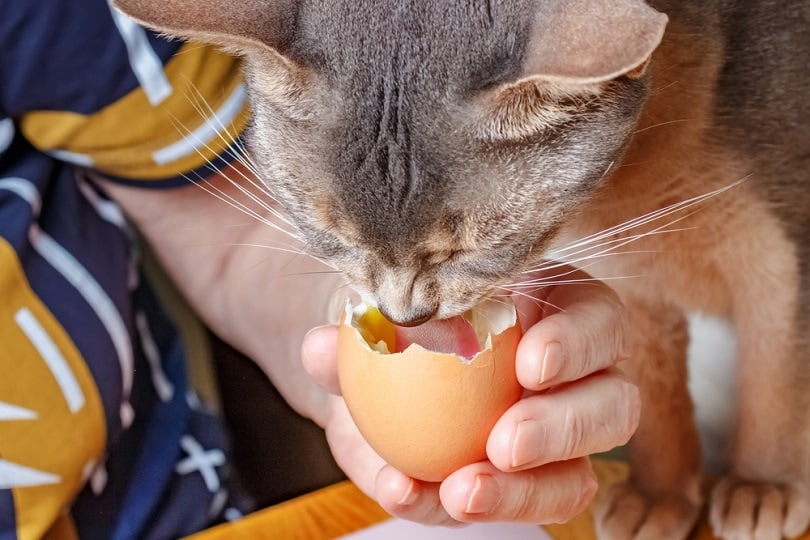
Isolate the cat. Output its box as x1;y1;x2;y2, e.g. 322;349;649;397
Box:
112;0;810;538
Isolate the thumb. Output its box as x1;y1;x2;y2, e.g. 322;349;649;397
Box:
301;325;341;396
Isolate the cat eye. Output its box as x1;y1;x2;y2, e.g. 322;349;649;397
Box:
478;81;595;143
481;93;565;141
425;249;463;266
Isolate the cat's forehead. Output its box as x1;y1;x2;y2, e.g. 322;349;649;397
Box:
291;1;530;87
278;2;535;253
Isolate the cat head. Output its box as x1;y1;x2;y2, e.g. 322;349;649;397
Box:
114;0;667;325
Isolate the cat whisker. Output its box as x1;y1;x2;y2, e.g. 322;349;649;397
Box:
204;158;298;232
508;179;747;296
281;270;343;277
218;241;324;259
494;287;567;315
506;273;643;290
633;118;693;135
534;220;696;282
512;257;634;287
218;240;338;272
530;219;696;279
599;159;616;181
180;79;266;178
478;294;515;315
180;169;335;271
165;103;302;243
183;167;298;240
537;226;691;274
173;83;297;231
647;79;683;97
552;202;684;255
550;178;746;258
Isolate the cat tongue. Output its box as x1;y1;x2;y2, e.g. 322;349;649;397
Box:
394;315;481;359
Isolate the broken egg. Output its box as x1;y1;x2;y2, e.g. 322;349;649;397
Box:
337;299;523;482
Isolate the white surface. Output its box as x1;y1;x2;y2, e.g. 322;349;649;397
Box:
687;313;738;473
339;519;552;539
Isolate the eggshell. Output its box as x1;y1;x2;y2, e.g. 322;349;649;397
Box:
337;300;523;482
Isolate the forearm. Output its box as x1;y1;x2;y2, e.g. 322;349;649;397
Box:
97;161;341;422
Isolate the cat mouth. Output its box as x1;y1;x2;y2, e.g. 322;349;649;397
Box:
350;299;517;361
393;316;482;359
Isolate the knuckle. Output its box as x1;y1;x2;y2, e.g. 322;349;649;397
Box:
561;404;587;459
552;467;599;523
615;378;642;443
514;488;543;522
575;309;625;377
595;303;625;369
576;470;600;512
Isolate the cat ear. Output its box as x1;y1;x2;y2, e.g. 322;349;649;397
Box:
110;0;295;54
524;0;668;84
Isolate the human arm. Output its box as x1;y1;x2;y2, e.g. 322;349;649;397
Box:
96;160;340;424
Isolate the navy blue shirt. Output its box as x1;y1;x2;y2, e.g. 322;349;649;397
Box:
0;0;252;538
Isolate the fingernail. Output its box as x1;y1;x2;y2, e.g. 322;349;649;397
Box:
539;341;563;385
465;474;501;515
511;419;544;468
397;478;419;506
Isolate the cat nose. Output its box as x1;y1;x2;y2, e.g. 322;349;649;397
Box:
378;304;436;327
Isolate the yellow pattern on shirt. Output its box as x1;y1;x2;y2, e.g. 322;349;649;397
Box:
0;238;105;540
19;42;249;181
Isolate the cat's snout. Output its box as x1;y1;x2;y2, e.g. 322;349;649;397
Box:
378;304;436;327
373;267;439;327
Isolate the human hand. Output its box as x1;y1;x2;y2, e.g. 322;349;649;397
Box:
302;266;640;526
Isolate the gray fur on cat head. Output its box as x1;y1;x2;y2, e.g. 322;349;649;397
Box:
113;0;667;324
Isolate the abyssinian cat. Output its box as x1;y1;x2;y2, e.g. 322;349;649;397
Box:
112;0;810;538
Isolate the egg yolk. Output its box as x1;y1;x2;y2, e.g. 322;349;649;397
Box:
356;305;483;359
358;306;397;353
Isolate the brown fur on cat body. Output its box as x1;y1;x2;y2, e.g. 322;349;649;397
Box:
112;0;810;538
572;4;810;537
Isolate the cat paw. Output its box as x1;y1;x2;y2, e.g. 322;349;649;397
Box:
709;478;810;540
594;482;701;540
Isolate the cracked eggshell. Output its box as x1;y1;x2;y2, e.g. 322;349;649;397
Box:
337;301;523;482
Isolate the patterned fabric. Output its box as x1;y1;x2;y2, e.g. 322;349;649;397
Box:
0;0;253;538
